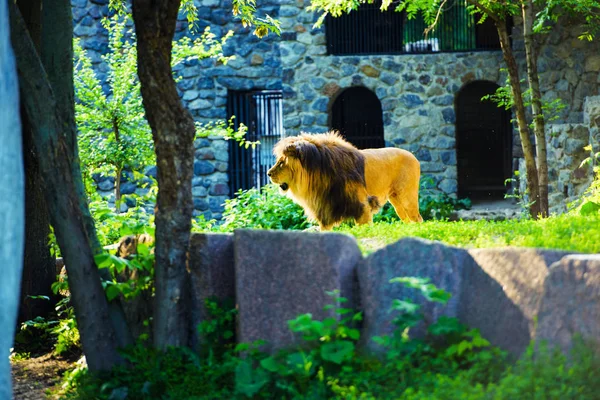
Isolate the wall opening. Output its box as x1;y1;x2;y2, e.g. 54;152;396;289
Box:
330;87;385;149
226;90;284;194
456;81;512;200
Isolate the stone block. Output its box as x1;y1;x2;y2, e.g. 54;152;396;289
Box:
189;233;235;348
536;255;600;354
468;248;570;356
358;238;469;352
235;230;361;353
359;238;543;357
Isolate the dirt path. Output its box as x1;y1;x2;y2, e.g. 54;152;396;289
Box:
11;353;74;400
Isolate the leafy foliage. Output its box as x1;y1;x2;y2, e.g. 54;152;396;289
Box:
74;13;235;205
15;297;81;358
74;15;154;202
570;145;600;215
216;184;312;231
54;276;600;399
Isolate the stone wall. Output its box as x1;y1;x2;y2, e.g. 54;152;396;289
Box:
518;96;599;214
176;231;600;357
73;0;600;213
72;0;281;218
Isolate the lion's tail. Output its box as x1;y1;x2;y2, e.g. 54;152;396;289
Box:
367;196;380;212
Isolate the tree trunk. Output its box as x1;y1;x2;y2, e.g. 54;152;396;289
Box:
114;119;122;209
17;0;56;323
132;0;195;349
40;0;133;348
20;105;56;322
9;2;123;371
522;0;549;217
0;0;24;397
496;20;542;218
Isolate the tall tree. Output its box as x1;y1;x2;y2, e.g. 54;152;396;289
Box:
130;0;279;349
132;0;197;349
522;0;549;217
16;0;56;324
0;0;24;397
9;0;124;371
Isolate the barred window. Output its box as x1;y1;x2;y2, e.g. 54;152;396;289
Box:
325;0;501;55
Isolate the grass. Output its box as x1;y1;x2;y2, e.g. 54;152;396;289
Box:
339;214;600;254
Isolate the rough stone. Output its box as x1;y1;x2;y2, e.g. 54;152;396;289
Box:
189;233;235;348
358;238;471;352
192;186;208;197
97;179;114;191
468;248;571;355
536;255;600;354
193;198;209;211
194;160;216;175
235;230;361;352
251;54;264;65
360;65;380;78
119;181;137;195
209;183;229;196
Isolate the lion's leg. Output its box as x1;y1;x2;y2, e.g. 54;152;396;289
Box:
389;196;411;222
390;194;423;223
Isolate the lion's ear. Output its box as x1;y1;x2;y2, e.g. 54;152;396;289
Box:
283;143;299;158
291;141;322;171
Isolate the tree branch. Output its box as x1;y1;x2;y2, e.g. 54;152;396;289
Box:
466;0;501;24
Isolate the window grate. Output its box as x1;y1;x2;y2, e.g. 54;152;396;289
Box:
226;90;284;195
326;0;503;55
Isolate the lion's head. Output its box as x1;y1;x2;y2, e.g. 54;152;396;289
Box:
268;132;369;229
267;155;294;193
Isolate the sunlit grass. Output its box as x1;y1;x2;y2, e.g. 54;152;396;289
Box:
339;214;600;254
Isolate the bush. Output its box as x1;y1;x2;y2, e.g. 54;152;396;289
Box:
213;177;471;231
56;281;517;399
219;184;311;231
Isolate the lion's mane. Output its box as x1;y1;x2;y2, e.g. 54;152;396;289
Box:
273;132;378;228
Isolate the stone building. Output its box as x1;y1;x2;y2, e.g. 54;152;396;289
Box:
73;0;600;218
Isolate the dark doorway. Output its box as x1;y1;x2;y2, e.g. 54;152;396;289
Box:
226;90;284;194
456;81;512;199
330;87;385;149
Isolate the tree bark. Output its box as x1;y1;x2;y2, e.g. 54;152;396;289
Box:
132;0;195;349
522;0;549;217
20;105;56;322
0;0;24;397
496;20;542;218
17;0;56;323
9;2;123;371
40;0;133;348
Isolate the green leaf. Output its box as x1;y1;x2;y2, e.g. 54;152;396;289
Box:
105;284;122;302
320;340;354;364
27;295;50;301
260;356;281;373
235;360;269;397
581;201;600;216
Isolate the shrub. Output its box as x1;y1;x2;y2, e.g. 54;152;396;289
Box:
219;184;311;231
55;281;515;399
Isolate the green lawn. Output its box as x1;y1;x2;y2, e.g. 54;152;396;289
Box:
340;214;600;254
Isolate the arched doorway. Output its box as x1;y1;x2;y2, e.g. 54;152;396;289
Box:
456;81;512;199
330;87;385;149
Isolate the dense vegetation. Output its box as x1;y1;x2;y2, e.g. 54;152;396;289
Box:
48;283;600;400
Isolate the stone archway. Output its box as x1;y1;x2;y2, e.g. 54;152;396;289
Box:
456;81;512;199
330;87;385;149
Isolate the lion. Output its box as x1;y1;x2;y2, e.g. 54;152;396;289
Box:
267;131;423;231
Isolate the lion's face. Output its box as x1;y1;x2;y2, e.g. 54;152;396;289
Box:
267;157;294;192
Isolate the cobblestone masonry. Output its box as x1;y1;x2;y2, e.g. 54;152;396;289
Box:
74;0;599;215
